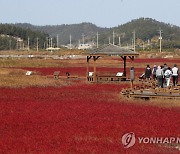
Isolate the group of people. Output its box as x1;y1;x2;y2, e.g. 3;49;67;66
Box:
144;63;179;88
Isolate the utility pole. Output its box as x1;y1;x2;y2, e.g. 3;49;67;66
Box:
119;36;121;47
48;38;51;48
16;39;18;50
148;39;150;50
70;34;72;49
158;28;163;52
44;42;46;49
113;31;115;45
46;37;48;49
9;40;12;50
27;37;30;51
96;32;99;48
51;38;53;52
132;30;136;51
132;39;134;50
57;34;59;48
109;37;111;44
82;33;85;44
23;42;25;50
36;37;39;51
143;42;145;51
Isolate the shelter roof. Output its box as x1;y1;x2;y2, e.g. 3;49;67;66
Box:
85;44;139;56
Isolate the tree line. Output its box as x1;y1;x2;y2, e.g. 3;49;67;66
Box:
98;18;180;50
1;18;180;51
0;24;48;50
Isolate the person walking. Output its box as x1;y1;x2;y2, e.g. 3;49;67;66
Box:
152;65;157;80
156;66;164;88
145;65;151;80
164;67;172;87
172;64;179;86
163;63;168;73
162;63;168;85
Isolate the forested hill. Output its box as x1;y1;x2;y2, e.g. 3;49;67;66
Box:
0;24;48;50
99;18;180;48
14;18;180;49
14;23;108;45
1;18;180;50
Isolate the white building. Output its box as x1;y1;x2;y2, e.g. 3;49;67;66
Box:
78;43;93;50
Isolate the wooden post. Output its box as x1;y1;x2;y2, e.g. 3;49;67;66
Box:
86;56;92;82
132;56;134;67
86;56;89;82
93;56;97;82
131;56;134;88
123;56;127;77
130;80;133;89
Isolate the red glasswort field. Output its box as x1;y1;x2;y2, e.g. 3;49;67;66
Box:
0;83;180;153
1;58;180;153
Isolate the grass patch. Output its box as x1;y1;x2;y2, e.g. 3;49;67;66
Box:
0;68;65;88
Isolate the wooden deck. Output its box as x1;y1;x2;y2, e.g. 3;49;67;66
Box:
87;75;127;82
121;87;180;99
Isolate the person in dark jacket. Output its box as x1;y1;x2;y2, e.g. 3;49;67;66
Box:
145;65;152;80
152;65;157;80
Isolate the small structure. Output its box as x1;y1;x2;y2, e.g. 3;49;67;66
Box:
53;71;60;79
121;80;180;99
84;44;139;82
46;47;60;51
78;43;93;50
122;86;180;100
26;71;32;76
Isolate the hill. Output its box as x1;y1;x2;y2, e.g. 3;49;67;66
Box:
14;18;180;50
99;18;180;49
1;18;180;50
14;23;108;45
0;24;48;50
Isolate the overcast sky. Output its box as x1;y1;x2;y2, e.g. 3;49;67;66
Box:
0;0;180;27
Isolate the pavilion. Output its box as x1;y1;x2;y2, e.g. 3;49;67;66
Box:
85;44;139;82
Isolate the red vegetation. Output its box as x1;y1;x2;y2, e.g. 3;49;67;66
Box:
0;84;180;153
1;58;180;153
21;67;86;76
134;58;180;64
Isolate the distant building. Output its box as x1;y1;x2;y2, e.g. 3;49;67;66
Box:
78;43;93;50
46;47;60;51
66;44;75;49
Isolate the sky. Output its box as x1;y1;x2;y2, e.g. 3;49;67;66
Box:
0;0;180;28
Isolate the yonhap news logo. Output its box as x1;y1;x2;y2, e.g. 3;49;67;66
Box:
122;132;180;148
121;132;136;148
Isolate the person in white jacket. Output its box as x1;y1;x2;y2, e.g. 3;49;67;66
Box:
172;64;179;86
164;67;172;87
156;66;164;88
